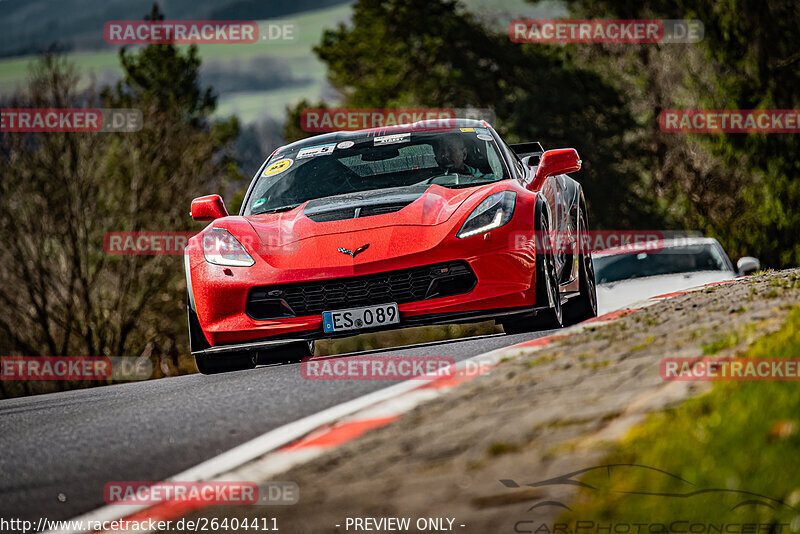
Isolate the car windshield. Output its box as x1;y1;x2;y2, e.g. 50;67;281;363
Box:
244;129;509;215
593;243;729;284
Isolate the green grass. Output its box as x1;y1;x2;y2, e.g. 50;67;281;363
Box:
701;331;741;355
558;307;800;527
215;82;324;122
631;336;655;351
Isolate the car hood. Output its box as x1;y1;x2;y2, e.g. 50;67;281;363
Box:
244;184;482;247
595;270;736;315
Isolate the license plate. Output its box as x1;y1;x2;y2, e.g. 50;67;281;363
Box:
322;303;400;333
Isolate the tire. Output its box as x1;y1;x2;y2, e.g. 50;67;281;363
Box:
502;201;563;334
563;206;598;324
194;351;256;375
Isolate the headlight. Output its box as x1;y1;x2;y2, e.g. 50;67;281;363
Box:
457;191;516;238
202;228;255;267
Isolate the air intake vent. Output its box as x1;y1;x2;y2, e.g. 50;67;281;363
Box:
303;185;428;223
304;202;410;222
246;261;477;319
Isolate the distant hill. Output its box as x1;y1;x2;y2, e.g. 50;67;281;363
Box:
0;0;353;58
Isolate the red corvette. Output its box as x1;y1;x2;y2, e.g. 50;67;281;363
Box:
185;119;597;373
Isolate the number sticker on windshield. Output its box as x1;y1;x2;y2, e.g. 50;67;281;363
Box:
262;158;293;177
297;143;337;159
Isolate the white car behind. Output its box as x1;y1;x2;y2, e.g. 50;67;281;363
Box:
593;237;760;315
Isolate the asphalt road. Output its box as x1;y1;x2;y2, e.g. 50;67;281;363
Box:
0;329;553;524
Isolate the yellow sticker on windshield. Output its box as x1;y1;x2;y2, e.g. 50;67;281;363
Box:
459;127;475;132
262;158;293;177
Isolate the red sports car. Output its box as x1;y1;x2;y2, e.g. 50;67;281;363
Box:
185;119;597;373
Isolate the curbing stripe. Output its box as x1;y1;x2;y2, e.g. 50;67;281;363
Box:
63;277;739;533
281;416;401;451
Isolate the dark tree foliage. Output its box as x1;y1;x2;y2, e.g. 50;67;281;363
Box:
564;0;800;266
286;0;665;229
0;5;240;398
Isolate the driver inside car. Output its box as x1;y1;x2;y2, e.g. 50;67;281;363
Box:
435;134;486;178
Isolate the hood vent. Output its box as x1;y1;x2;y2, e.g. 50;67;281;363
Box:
303;185;428;223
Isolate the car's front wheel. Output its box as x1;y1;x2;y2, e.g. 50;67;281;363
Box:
502;202;563;334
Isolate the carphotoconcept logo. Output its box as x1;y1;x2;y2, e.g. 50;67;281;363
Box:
509;19;703;43
1;108;142;132
502;464;795;533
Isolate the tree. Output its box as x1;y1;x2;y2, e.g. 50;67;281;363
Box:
0;6;240;398
562;0;800;266
286;0;665;229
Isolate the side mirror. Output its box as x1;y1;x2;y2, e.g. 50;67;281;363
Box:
191;195;228;222
528;148;581;190
736;256;760;276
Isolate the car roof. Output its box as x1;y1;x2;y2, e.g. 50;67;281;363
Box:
275;118;492;153
593;236;721;257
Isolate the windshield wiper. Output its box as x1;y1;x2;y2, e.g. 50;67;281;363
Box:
254;204;300;214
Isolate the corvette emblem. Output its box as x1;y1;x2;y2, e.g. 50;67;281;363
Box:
337;244;370;257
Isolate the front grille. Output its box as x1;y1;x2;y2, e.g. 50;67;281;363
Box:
246;261;476;319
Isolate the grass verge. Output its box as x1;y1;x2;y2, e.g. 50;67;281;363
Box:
559;307;800;528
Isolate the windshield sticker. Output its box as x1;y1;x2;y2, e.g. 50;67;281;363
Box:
297;143;337;159
253;198;266;208
476;134;493;141
475;128;490;135
262;158;293;177
459;127;475;132
336;140;355;149
374;133;410;146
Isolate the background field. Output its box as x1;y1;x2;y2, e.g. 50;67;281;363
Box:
0;0;564;123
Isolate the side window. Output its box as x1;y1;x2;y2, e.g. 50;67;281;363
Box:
500;140;525;179
487;143;504;177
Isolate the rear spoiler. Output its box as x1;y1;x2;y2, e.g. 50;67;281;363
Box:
510;142;544;166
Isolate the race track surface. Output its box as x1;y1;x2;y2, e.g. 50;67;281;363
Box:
0;329;553;523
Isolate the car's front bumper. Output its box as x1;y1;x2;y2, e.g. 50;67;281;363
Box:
188;214;540;352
